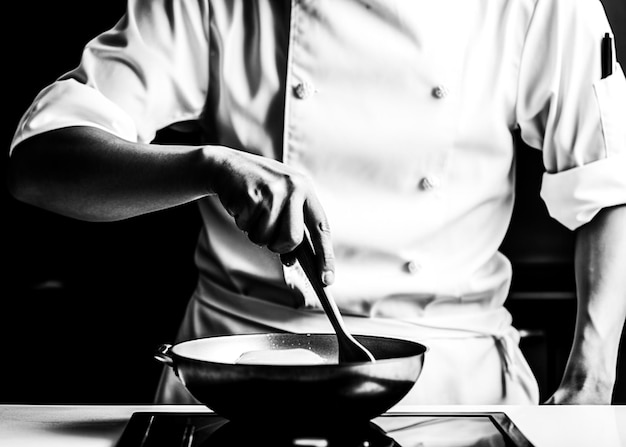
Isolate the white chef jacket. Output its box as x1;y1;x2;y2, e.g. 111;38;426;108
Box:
11;0;626;405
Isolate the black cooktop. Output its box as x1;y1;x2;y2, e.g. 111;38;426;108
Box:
116;411;534;447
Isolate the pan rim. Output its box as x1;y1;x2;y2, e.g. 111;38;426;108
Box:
168;332;428;367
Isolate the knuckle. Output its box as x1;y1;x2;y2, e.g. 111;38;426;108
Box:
324;253;336;268
320;246;335;264
249;185;266;204
290;235;304;251
318;220;331;234
287;171;310;192
269;230;302;254
272;176;290;192
269;240;296;254
289;225;305;245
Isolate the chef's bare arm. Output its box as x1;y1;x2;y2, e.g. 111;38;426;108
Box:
8;126;335;283
548;204;626;404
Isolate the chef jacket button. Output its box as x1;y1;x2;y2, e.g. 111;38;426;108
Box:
294;81;313;99
420;175;441;191
432;85;449;99
405;260;421;274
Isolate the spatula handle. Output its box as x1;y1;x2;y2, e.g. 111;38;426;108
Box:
291;240;375;363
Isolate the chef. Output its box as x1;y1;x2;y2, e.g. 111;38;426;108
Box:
8;0;626;405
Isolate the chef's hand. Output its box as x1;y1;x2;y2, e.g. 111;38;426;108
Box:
543;353;615;405
207;146;335;285
544;382;613;405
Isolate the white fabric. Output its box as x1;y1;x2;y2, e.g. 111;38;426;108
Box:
11;0;626;404
541;154;626;230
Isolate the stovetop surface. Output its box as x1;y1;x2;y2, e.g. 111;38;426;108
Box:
116;411;534;447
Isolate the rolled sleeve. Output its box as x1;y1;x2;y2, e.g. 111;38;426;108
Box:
10;80;139;152
10;0;209;152
517;0;626;230
541;154;626;230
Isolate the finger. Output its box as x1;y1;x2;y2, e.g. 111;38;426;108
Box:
248;188;293;248
269;193;305;254
245;206;271;246
218;193;254;231
231;192;264;234
304;195;335;285
218;194;240;220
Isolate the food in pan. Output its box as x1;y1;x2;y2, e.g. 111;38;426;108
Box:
235;348;327;365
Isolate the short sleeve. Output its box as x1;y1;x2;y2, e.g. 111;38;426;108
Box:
10;0;210;152
516;0;626;230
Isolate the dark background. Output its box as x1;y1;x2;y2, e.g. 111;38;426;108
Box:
2;1;625;404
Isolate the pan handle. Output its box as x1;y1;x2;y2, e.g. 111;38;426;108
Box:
154;343;174;366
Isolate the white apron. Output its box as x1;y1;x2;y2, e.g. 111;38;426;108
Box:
155;264;539;405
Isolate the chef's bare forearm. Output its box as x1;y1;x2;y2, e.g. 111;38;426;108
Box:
8;126;218;221
563;205;626;395
8;125;336;276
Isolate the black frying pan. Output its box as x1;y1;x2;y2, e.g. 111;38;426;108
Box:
155;333;427;425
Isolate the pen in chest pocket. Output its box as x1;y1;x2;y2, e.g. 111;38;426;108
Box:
601;33;613;79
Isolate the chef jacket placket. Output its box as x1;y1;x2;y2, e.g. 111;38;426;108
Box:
276;0;521;388
309;1;482;310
